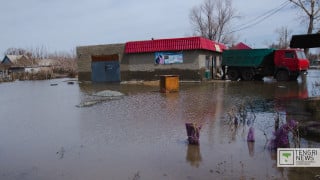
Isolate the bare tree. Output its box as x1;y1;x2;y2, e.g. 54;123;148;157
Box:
4;48;31;57
289;0;320;34
275;26;293;49
48;49;77;77
4;46;50;60
31;45;49;60
289;0;320;53
190;0;238;45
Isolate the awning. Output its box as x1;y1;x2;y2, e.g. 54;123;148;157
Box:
290;34;320;48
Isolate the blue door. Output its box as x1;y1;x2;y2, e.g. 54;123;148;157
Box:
91;61;120;82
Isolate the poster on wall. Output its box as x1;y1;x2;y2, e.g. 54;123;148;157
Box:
155;52;183;64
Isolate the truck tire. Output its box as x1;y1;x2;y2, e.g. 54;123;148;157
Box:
241;69;254;81
227;69;239;81
254;75;264;81
276;70;289;81
290;75;298;81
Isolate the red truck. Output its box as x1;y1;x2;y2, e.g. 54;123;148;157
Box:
222;48;310;81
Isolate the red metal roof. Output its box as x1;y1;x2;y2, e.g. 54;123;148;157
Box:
231;42;251;50
125;37;226;54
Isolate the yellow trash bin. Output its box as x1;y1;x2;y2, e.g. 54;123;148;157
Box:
160;75;179;93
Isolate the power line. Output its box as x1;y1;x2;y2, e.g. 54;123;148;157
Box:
226;1;291;34
235;1;289;29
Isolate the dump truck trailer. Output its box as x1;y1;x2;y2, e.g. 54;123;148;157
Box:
222;48;309;81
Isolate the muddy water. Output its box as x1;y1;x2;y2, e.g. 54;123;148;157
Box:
1;71;320;180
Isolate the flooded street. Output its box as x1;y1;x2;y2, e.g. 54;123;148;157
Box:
1;71;320;180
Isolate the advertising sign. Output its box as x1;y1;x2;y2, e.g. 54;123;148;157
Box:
155;52;183;64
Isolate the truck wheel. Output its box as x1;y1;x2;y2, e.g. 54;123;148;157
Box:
227;69;239;81
290;75;298;81
276;70;289;81
254;75;264;81
241;69;254;81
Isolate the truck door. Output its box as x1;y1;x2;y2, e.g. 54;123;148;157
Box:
282;51;298;71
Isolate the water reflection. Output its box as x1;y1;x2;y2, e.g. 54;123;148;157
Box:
247;142;255;157
186;145;202;168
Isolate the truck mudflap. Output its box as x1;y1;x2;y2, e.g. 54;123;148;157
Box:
291;70;309;81
292;70;308;77
301;70;308;75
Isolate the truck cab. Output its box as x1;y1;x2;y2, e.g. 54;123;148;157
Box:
273;49;309;81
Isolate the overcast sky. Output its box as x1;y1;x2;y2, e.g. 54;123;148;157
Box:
0;0;307;56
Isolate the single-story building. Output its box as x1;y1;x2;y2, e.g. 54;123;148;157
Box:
76;36;226;82
1;55;33;75
37;59;57;67
1;55;54;76
1;55;32;66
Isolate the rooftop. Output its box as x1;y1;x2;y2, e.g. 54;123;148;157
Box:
125;37;226;54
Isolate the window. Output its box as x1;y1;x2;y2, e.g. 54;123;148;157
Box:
285;52;295;59
296;51;307;59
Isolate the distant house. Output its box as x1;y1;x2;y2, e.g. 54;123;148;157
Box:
0;63;8;78
37;59;57;67
1;55;36;74
1;55;32;66
231;42;251;50
36;59;56;75
0;55;56;80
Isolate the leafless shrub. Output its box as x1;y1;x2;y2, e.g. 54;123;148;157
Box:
226;100;256;127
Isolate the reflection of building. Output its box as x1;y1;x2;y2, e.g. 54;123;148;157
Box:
77;37;226;82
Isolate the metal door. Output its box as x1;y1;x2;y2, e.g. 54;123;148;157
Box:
91;61;120;82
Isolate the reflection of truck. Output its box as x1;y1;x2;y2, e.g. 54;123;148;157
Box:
222;49;310;81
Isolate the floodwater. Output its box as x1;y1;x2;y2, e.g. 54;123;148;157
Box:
1;71;320;180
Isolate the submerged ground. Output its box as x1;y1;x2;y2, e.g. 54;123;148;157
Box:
1;70;320;180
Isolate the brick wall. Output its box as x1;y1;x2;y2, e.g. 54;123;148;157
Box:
76;43;125;81
77;43;125;72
